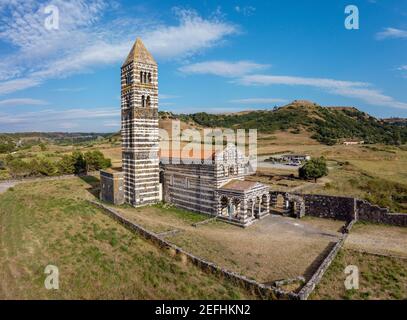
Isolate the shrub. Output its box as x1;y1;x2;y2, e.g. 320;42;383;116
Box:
299;157;328;182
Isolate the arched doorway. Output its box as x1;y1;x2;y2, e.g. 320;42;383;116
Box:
220;196;229;217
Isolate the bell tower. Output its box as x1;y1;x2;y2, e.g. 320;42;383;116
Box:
121;38;160;206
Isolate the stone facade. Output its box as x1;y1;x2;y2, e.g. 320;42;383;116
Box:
121;38;160;207
100;169;124;205
161;144;270;227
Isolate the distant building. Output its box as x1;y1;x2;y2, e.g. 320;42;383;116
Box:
343;141;364;145
281;154;311;163
266;154;310;165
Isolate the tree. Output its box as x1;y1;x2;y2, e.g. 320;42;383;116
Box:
299;157;328;183
71;151;87;174
36;158;58;176
7;159;31;178
57;155;75;174
39;142;47;151
84;150;111;173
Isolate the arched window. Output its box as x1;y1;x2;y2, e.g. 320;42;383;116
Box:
146;96;151;107
140;71;143;83
143;72;147;84
125;73;132;85
141;95;145;108
148;72;152;83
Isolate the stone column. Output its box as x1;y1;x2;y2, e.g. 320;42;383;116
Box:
240;199;248;222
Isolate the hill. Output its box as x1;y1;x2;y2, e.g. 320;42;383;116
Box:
162;101;407;145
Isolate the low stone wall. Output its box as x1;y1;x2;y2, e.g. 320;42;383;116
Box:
89;200;299;300
271;191;407;227
297;235;347;300
356;199;407;227
297;218;356;300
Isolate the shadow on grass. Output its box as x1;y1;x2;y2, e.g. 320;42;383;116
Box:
78;174;100;198
303;241;337;282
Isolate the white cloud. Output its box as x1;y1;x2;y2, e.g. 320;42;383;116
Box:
0;107;119;125
103;120;120;127
229;98;287;104
399;65;407;71
0;98;48;106
159;94;180;99
237;74;407;110
0;2;237;95
55;87;86;92
0;78;42;95
376;27;407;40
234;6;256;16
237;74;369;88
179;60;269;77
144;9;238;59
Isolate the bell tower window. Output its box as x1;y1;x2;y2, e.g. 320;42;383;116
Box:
125;73;132;85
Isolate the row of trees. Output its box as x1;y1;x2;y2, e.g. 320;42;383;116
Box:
3;150;111;179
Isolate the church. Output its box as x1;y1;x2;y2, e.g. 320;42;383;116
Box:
100;38;270;227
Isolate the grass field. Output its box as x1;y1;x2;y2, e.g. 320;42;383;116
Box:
0;178;256;299
311;249;407;300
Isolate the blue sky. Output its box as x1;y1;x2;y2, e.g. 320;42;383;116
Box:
0;0;406;132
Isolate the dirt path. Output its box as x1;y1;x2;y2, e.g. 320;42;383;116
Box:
0;181;17;194
345;224;407;258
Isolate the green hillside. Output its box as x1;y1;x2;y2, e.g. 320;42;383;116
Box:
162;101;407;145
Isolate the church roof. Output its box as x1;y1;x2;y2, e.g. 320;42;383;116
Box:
221;180;258;191
122;38;157;67
159;148;215;161
220;180;265;192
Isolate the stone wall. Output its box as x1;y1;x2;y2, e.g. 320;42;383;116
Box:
270;191;407;227
356;199;407;227
303;194;356;221
297;218;356;300
89;200;299;300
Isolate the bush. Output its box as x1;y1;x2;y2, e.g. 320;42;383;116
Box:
7;159;31;178
299;157;328;182
57;155;76;174
84;150;112;172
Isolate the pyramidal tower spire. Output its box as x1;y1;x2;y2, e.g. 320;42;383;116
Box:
121;38;160;206
122;38;156;67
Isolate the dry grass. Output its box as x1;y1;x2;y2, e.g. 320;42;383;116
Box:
0;178;256;300
311;248;407;300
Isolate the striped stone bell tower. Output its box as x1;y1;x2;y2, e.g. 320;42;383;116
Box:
121;38;160;206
